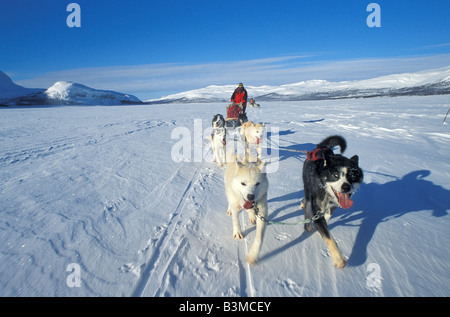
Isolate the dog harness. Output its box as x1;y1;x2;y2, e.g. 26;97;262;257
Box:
306;148;334;161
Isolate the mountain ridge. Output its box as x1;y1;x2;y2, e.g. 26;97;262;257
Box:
1;66;450;106
146;66;450;104
0;75;142;106
0;71;44;101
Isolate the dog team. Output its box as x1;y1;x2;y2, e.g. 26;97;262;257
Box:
210;100;364;268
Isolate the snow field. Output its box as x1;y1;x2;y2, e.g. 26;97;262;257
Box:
0;95;449;296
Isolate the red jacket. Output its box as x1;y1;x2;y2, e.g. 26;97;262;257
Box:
231;87;247;110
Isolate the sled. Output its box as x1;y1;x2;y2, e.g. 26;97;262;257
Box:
225;118;242;141
225;117;241;128
225;109;249;140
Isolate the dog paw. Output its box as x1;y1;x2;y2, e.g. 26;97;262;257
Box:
304;222;314;232
333;257;347;269
233;232;244;240
299;199;305;209
247;254;257;265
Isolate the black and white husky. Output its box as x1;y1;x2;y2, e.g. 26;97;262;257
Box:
302;135;363;268
211;114;225;129
210;114;227;166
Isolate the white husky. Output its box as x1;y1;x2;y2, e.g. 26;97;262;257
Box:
240;121;265;162
210;127;227;167
224;158;269;264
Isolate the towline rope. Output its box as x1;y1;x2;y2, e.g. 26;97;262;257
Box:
251;202;324;226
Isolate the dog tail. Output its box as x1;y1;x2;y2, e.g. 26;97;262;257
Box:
317;135;346;153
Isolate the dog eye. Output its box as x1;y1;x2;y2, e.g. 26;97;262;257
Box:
241;182;246;186
347;170;358;181
333;172;340;178
255;182;260;186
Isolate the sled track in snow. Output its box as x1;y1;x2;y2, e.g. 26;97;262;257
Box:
0;136;80;165
130;160;203;297
130;146;257;297
238;212;256;297
129;144;232;296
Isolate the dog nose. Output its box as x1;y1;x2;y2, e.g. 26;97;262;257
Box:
247;194;255;201
341;183;351;193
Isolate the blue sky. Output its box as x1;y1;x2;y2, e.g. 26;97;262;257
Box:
1;0;450;99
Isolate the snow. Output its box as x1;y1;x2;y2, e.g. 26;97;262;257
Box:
42;81;141;105
0;95;449;297
0;71;43;101
147;66;450;103
0;73;141;106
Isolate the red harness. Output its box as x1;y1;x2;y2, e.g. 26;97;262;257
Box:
307;148;333;161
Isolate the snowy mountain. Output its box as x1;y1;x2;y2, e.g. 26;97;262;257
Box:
0;73;142;106
0;71;43;103
3;66;450;106
13;81;142;106
147;66;450;104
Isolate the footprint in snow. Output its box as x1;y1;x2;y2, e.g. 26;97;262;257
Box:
275;232;291;241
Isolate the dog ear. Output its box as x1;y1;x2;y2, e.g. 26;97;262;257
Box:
240;122;249;135
236;161;246;169
234;154;247;169
234;157;241;170
261;123;265;127
257;160;266;172
350;155;359;164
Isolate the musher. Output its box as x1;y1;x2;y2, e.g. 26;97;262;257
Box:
227;83;248;122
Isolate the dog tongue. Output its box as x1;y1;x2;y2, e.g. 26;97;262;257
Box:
243;200;254;210
338;193;353;209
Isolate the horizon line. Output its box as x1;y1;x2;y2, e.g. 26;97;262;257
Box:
9;53;450;100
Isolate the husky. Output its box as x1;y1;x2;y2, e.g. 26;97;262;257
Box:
210;127;227;167
240;121;265;162
302;135;363;268
249;98;260;108
211;114;225;129
225;158;268;264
